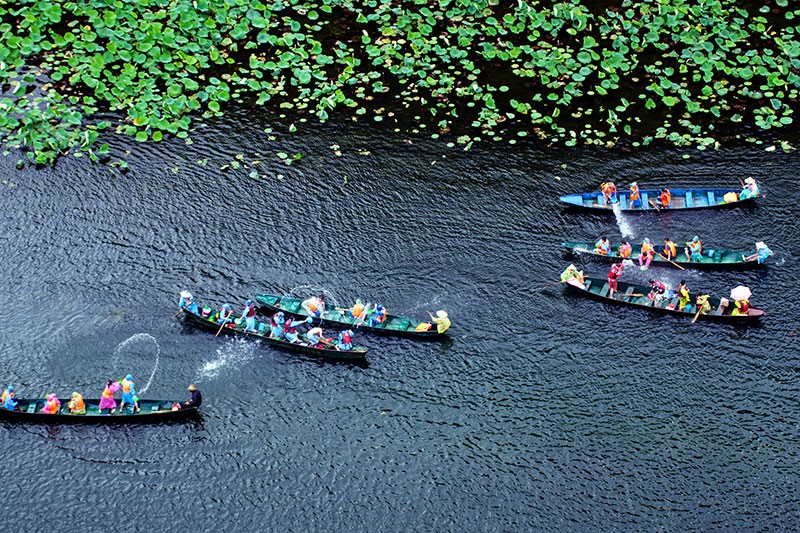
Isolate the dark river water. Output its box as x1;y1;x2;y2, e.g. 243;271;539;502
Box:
0;108;797;531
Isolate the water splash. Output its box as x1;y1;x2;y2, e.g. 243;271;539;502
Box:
196;339;257;381
287;285;341;310
611;202;634;238
112;333;159;394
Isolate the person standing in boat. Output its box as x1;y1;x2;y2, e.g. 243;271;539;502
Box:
284;316;312;343
738;177;759;200
594;236;611;255
662;238;678;262
560;264;585;289
336;330;354;351
182;384;202;409
629;182;642;208
638;238;654;270
68;391;86;415
349;299;365;319
1;385;17;410
647;279;666;306
684;236;703;262
119;374;140;414
301;295;326;318
178;291;199;314
677;280;691;311
743;241;773;264
618;241;632;259
657;187;672;208
99;380;119;414
607;262;623;299
239;299;257;332
600;181;617;205
268;311;285;339
428;310;451;334
367;305;387;327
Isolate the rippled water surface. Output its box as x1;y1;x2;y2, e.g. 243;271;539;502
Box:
0;109;798;531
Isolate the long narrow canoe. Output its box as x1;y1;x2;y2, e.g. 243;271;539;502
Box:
0;399;198;423
564;276;765;322
180;306;368;362
560;187;761;212
562;241;764;270
254;293;447;339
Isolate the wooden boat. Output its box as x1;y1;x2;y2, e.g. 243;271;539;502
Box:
253;293;447;339
180;306;368;362
564;276;765;322
560;187;761;212
0;399;198;423
561;241;764;270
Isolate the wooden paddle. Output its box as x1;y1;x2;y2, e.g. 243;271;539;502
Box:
648;199;661;212
621;293;645;298
657;252;685;270
537;280;570;288
591;203;612;209
215;315;230;337
174;307;186;318
692;307;703;323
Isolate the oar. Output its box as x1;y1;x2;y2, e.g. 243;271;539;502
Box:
657;252;685;270
692;307;703;323
537;280;570;288
648;199;661;212
215;315;230;337
174;306;186;318
738;177;745;187
622;293;645;298
591;203;612;209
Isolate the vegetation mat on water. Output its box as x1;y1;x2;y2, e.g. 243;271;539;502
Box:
2;0;800;165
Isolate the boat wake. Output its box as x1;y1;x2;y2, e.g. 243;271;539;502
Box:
112;333;159;395
611;202;634;238
196;339;257;381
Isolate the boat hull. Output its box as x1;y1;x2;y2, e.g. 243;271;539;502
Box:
254;294;447;340
560;188;760;212
565;277;765;322
0;399;198;423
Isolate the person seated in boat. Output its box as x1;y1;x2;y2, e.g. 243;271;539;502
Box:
677;280;691;311
695;294;712;316
638;238;654;270
41;393;60;415
629;182;641;208
301;295;326;318
240;299;257;332
181;384;202;409
593;236;611;255
306;326;332;348
656;187;671;208
283;317;312;343
684;236;703;262
354;303;374;326
336;330;354;351
178;291;199;314
607;262;623;299
68;391;86;415
560;264;585;289
618;241;632;259
743;241;773;264
99;380;119;414
600;181;617;205
217;303;233;325
367;304;387;327
268;311;285;339
731;299;750;316
119;374;140;414
738;177;759;200
662;238;678;261
428;310;451;334
647;279;666;306
349;299;365;319
2;385;17;410
200;305;213;319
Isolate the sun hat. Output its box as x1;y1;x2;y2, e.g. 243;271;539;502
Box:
755;241;766;248
436;310;448;318
180;290;192;299
187;384;196;392
125;374;133;381
745;177;755;184
692;236;699;242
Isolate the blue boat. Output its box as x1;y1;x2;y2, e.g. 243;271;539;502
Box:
560;187;761;212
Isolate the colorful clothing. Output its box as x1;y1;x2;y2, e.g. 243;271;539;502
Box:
68;392;86;415
659;189;671;208
2;386;16;410
639;240;653;269
629;183;641;208
367;305;387;327
618;242;632;258
99;382;119;410
41;394;60;415
120;375;136;405
241;300;256;331
686;238;703;261
678;284;691;310
302;297;324;317
337;330;353;351
663;240;677;259
218;304;233;324
594;238;611;255
178;291;199;314
732;300;750;316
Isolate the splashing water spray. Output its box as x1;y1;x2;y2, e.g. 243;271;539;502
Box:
111;333;159;394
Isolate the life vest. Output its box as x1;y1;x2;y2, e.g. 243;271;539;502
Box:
341;331;351;344
307;299;319;313
608;265;621;280
69;395;85;411
375;309;387;323
0;390;9;404
415;322;432;332
219;308;232;321
660;189;671;206
244;305;255;318
619;243;632;258
737;300;749;313
601;182;616;195
641;242;652;256
351;302;364;317
595;239;610;255
630;185;639;201
102;387;113;399
42;399;59;414
121;379;132;394
664;241;677;257
651;281;665;294
284;319;297;334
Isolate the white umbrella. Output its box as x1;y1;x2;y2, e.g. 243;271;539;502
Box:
730;285;752;301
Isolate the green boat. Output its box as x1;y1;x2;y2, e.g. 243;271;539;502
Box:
0;399;198;423
254;293;448;339
562;240;766;270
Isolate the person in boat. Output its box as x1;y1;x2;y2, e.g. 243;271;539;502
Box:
182;384;202;409
656;187;671;208
732;298;750;316
119;374;140;414
560;264;585;288
428;310;451;334
41;393;61;415
743;241;773;264
695;294;712;316
217;303;233;326
349;299;365;319
354;303;374;326
99;380;119;413
336;330;354;351
268;311;285;339
594;236;611;255
647;279;666;306
677;280;691;311
178;291;199;314
607;262;623;299
600;181;617;205
284;316;312;343
240;299;257;332
638;238;654;270
618;241;632;259
738;177;759;200
301;295;326;318
306;326;332;348
2;385;17;410
629;182;641;208
367;304;387;327
662;238;678;262
684;236;703;262
200;305;213;319
68;391;86;415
